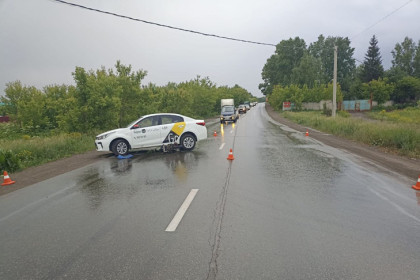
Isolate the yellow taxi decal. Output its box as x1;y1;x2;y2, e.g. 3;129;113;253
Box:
171;122;186;136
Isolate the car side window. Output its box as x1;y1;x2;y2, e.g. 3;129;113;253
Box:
137;116;158;128
172;116;183;123
161;115;183;125
161;116;174;125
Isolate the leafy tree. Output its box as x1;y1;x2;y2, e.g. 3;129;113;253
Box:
268;83;342;111
2;81;25;119
361;79;394;105
43;84;71;129
392;76;420;103
16;87;49;129
259;37;307;95
360;35;384;83
309;35;356;92
65;66;122;131
391;37;416;76
413;41;420;78
291;53;323;87
114;61;147;126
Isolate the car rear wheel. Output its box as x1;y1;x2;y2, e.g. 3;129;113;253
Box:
180;134;196;151
111;139;129;156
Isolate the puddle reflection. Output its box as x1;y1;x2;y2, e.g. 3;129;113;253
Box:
77;151;201;210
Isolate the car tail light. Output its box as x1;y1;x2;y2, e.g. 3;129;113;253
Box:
196;122;206;126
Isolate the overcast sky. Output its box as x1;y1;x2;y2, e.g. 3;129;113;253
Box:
1;0;419;98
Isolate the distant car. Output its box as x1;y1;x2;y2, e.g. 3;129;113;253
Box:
244;104;250;111
238;104;247;114
95;113;207;156
220;105;238;123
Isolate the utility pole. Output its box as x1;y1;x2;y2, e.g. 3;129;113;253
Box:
332;45;337;117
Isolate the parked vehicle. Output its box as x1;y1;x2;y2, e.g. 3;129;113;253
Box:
238;104;247;114
220;105;238;123
95;113;207;156
220;99;238;123
221;99;234;108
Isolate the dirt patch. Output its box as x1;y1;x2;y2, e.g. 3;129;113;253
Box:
264;103;419;180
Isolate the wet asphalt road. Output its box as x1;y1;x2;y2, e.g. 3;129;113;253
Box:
1;104;420;280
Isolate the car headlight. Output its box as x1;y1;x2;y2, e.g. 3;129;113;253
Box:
96;131;116;140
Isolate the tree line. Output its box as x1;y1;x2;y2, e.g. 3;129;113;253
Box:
261;35;420;110
1;61;255;133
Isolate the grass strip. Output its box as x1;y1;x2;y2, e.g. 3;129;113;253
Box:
0;132;96;171
282;111;420;159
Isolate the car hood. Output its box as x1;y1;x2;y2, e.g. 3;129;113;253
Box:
97;128;126;137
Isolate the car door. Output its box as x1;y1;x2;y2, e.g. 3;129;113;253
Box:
130;115;161;148
161;115;185;145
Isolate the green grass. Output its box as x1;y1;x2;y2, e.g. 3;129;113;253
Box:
368;107;420;125
281;110;420;158
0;132;97;172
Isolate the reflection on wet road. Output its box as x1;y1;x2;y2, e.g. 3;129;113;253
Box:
1;104;419;280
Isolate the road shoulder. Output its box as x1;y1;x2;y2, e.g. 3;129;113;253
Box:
264;103;419;180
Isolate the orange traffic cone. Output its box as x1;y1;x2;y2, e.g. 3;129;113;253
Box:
1;171;16;186
305;130;309;137
213;131;217;137
227;149;234;160
412;175;420;191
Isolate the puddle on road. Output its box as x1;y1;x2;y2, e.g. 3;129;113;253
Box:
75;150;203;210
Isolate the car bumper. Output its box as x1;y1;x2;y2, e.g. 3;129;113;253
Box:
220;116;237;122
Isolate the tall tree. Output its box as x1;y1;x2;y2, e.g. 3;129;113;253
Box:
291;53;323;87
309;35;356;92
259;37;306;95
413;40;420;78
360;35;384;82
391;37;416;76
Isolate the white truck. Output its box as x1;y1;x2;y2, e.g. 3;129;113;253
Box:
220;99;238;124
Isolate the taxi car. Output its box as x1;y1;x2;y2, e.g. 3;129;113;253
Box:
95;113;207;156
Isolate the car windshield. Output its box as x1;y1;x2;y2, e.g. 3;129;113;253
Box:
221;106;234;113
127;116;143;128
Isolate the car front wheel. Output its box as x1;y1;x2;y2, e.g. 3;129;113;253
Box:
180;134;196;151
111;139;129;156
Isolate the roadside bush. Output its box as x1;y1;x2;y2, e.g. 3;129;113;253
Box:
337;111;351;118
0;149;21;173
322;103;332;116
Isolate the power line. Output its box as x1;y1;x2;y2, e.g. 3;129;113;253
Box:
51;0;276;47
351;0;414;40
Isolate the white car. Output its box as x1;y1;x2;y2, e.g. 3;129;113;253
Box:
95;113;207;156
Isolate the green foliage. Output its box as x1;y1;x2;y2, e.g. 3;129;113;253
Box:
322;103;332;116
369;107;420;124
391;37;416;76
280;111;420;158
392;76;420;103
291;53;323;87
259;37;307;95
361;78;395;105
268;83;343;111
360;35;384;83
0;132;97;170
0;149;21;173
309;35;356;92
2;62;254;135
